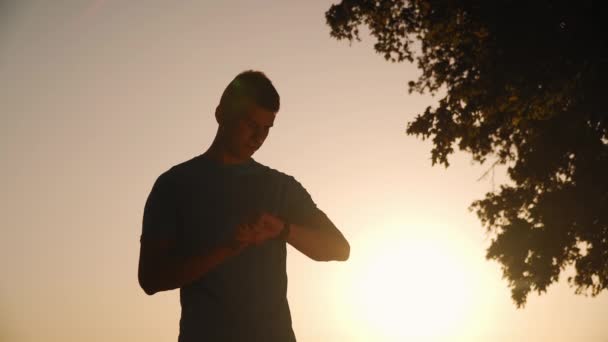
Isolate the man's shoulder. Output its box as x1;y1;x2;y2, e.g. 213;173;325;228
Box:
157;156;303;188
253;160;297;182
170;154;204;172
155;155;206;184
252;161;311;194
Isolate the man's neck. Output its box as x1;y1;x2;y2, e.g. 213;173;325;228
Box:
203;145;251;166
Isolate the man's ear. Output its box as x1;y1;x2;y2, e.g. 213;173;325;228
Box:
215;106;222;124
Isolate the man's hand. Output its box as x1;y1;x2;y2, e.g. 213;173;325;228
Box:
234;212;284;246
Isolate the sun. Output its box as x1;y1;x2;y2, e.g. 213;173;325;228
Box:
347;226;478;340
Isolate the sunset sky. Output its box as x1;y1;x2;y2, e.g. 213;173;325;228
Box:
1;1;607;341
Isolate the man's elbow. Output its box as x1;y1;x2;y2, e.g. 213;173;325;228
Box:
317;239;350;262
138;271;160;296
139;280;156;296
141;284;158;296
335;240;350;261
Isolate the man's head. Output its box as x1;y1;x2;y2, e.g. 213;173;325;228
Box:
215;70;280;160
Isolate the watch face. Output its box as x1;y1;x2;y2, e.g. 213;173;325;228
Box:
279;222;290;240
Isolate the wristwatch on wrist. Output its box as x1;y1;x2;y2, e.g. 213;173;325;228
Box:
278;220;290;241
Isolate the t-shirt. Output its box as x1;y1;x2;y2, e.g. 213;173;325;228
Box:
141;153;319;342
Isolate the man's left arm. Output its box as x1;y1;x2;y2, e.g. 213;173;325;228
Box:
245;176;350;261
285;208;350;262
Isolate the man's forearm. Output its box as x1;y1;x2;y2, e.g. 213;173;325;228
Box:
143;242;245;295
286;220;350;261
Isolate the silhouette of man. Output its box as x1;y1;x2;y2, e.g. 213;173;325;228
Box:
138;70;350;342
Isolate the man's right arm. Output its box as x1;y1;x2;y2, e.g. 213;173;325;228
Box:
138;171;257;295
138;171;240;295
138;236;246;296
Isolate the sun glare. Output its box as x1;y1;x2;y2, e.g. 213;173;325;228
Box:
347;223;480;341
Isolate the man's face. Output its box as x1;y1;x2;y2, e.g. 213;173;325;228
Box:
222;102;276;159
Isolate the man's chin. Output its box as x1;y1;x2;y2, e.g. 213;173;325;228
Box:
236;151;254;160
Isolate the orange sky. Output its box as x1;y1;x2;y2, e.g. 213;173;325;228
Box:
1;1;607;341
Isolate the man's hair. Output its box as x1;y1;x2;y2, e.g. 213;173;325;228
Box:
218;70;280;115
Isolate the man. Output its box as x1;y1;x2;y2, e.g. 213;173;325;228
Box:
138;70;350;341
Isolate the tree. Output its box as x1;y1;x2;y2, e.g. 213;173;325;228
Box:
326;0;608;307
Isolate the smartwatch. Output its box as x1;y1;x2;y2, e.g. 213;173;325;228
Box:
278;220;290;241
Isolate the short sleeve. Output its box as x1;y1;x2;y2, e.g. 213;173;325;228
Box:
141;171;178;242
286;176;319;225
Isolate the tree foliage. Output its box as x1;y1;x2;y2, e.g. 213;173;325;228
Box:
326;0;608;307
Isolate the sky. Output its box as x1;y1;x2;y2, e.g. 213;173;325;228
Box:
1;1;607;341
